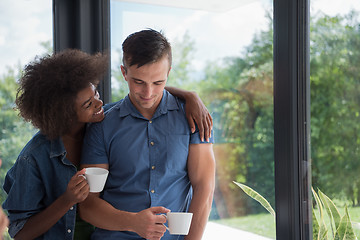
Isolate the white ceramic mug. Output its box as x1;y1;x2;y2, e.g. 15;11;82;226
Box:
165;212;193;235
84;167;109;193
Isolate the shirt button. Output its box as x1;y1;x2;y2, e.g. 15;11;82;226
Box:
151;166;155;170
151;189;155;193
150;141;154;146
67;229;71;233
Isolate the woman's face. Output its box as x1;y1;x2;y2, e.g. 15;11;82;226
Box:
75;83;104;123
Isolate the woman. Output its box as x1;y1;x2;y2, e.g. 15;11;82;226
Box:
2;49;212;240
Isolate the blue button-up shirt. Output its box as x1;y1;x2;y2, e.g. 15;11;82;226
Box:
81;90;214;240
2;132;78;240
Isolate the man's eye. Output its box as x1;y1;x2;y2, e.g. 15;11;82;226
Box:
134;80;143;84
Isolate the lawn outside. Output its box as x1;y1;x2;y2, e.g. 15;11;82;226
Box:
212;206;360;239
212;213;276;239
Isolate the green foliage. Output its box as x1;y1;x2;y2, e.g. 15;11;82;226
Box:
201;9;360;217
310;11;360;205
111;50;129;102
233;181;275;217
0;67;36;203
234;182;360;239
0;40;52;203
313;187;358;240
168;31;196;89
199;17;275;214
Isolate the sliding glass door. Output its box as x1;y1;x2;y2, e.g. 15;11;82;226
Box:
110;1;276;239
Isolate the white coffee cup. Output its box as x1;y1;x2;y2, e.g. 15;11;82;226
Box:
165;212;193;235
84;167;109;193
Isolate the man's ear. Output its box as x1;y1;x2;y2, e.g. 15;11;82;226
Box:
167;66;172;76
120;65;127;80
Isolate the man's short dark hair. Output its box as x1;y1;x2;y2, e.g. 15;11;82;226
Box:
122;29;172;71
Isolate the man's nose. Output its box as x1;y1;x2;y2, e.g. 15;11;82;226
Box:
142;85;152;97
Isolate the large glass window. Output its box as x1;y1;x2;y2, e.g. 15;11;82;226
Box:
310;0;360;238
0;1;52;238
110;1;275;239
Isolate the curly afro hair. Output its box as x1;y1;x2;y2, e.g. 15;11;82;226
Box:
15;49;108;139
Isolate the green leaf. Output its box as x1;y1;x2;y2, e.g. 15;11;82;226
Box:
318;189;341;237
233;181;275;217
334;206;357;240
312;207;320;239
343;206;357;240
335;213;348;239
312;187;328;240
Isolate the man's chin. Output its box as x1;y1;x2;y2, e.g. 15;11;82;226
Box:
138;100;155;108
139;104;154;109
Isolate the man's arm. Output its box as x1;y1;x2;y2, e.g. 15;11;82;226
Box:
185;143;216;240
78;163;169;240
165;86;213;142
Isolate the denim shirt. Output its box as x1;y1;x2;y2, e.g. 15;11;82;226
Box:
81;90;214;240
2;132;78;240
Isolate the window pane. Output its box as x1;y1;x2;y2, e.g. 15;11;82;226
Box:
0;1;52;233
310;0;360;238
110;1;275;239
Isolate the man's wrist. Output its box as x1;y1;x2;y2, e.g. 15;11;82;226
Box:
121;211;137;232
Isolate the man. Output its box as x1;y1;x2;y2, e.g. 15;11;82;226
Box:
79;29;215;240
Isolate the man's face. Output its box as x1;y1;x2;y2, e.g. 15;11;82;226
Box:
121;56;170;119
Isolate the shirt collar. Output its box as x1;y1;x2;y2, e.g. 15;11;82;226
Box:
49;137;66;159
119;90;179;119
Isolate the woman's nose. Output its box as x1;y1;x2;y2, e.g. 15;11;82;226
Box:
95;98;103;108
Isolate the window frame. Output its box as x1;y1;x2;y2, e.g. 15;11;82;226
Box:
274;0;311;239
53;0;312;239
53;0;111;103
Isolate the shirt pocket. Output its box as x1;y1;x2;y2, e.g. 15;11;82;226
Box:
165;134;190;171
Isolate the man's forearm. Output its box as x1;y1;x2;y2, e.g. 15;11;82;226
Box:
78;194;135;232
79;196;169;239
185;185;215;240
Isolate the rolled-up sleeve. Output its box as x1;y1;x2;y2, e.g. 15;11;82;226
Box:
7;219;27;238
189;129;215;144
3;156;45;237
81;122;109;165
